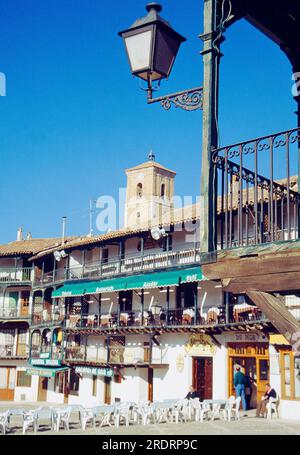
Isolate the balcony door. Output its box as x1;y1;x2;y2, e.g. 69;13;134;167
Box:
192;357;213;401
37;377;48;401
0;367;16;401
20;290;30;317
8;291;19;317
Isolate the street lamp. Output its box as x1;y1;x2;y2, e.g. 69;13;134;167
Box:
119;2;203;111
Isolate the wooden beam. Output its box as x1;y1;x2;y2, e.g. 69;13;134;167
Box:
223;271;300;293
247;291;300;343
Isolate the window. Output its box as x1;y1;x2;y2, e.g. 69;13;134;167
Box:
69;369;80;396
54;372;65;394
280;351;300;400
162;235;173;252
17;371;31;388
259;359;269;381
176;283;198;309
161;183;165;198
114;374;122;384
92;375;97;397
119;291;132;312
8;291;18;309
137;183;143;198
101;248;109;264
0;329;15;346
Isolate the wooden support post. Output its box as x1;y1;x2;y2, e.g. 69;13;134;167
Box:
141;236;145;271
53;257;56;283
194;285;198;326
166;286;170;325
106;336;110;363
141;289;145;326
199;0;222;258
225;292;230;324
117;293;121;326
82;249;86;278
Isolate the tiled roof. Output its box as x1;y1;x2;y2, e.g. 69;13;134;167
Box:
0;238;75;257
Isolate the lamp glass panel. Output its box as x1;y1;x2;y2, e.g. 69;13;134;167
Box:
125;30;153;72
154;28;182;78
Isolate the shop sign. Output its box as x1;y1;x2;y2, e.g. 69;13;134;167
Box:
26;368;57;378
30;358;61;367
75;366;114;377
185;334;217;356
223;332;267;343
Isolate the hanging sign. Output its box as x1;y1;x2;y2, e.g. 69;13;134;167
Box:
185;334;217;356
74;366;114;377
30;358;62;367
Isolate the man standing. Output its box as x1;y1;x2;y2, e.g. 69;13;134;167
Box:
256;383;277;417
234;366;247;410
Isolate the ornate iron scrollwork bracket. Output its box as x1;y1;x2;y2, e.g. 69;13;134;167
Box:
147;86;203;111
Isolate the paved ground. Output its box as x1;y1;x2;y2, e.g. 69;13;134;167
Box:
1;403;300;435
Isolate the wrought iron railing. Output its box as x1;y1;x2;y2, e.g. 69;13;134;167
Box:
64;305;267;330
0;308;31;319
34;244;201;286
31;310;65;327
213;127;300;249
0;344;28;358
0;267;33;282
64;344;167;365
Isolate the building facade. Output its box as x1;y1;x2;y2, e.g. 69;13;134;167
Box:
0;156;299;420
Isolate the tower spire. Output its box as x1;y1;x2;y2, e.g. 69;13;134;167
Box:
148;149;155;161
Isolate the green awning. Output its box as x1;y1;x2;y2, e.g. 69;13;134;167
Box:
126;270;181;290
26;366;69;378
179;267;203;284
52;267;204;298
84;277;128;295
52;282;88;298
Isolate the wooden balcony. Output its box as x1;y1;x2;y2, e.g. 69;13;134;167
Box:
64;305;268;333
0;308;31;320
0;344;28;359
0;267;33;283
34;244;201;287
65;344;169;366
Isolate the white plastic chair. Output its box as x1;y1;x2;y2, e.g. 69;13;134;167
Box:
191;399;203;422
0;410;10;435
114;403;131;428
52;407;72;432
199;403;211;422
23;409;39;435
81;408;96;430
171;400;189;424
225;396;241;421
140;403;156;426
267;396;279;420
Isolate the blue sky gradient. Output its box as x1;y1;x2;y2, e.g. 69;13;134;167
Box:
0;0;296;242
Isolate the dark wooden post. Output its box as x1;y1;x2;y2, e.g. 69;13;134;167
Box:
141;236;145;271
106;336;111;363
166;286;170;325
117;293;121;326
199;0;222;257
225;292;230;324
194;284;198;326
141;289;145;326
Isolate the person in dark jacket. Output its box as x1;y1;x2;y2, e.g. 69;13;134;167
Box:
185;386;200;400
234;366;247;410
256;383;277;417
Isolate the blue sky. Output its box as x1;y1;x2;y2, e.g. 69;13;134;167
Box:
0;0;296;243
